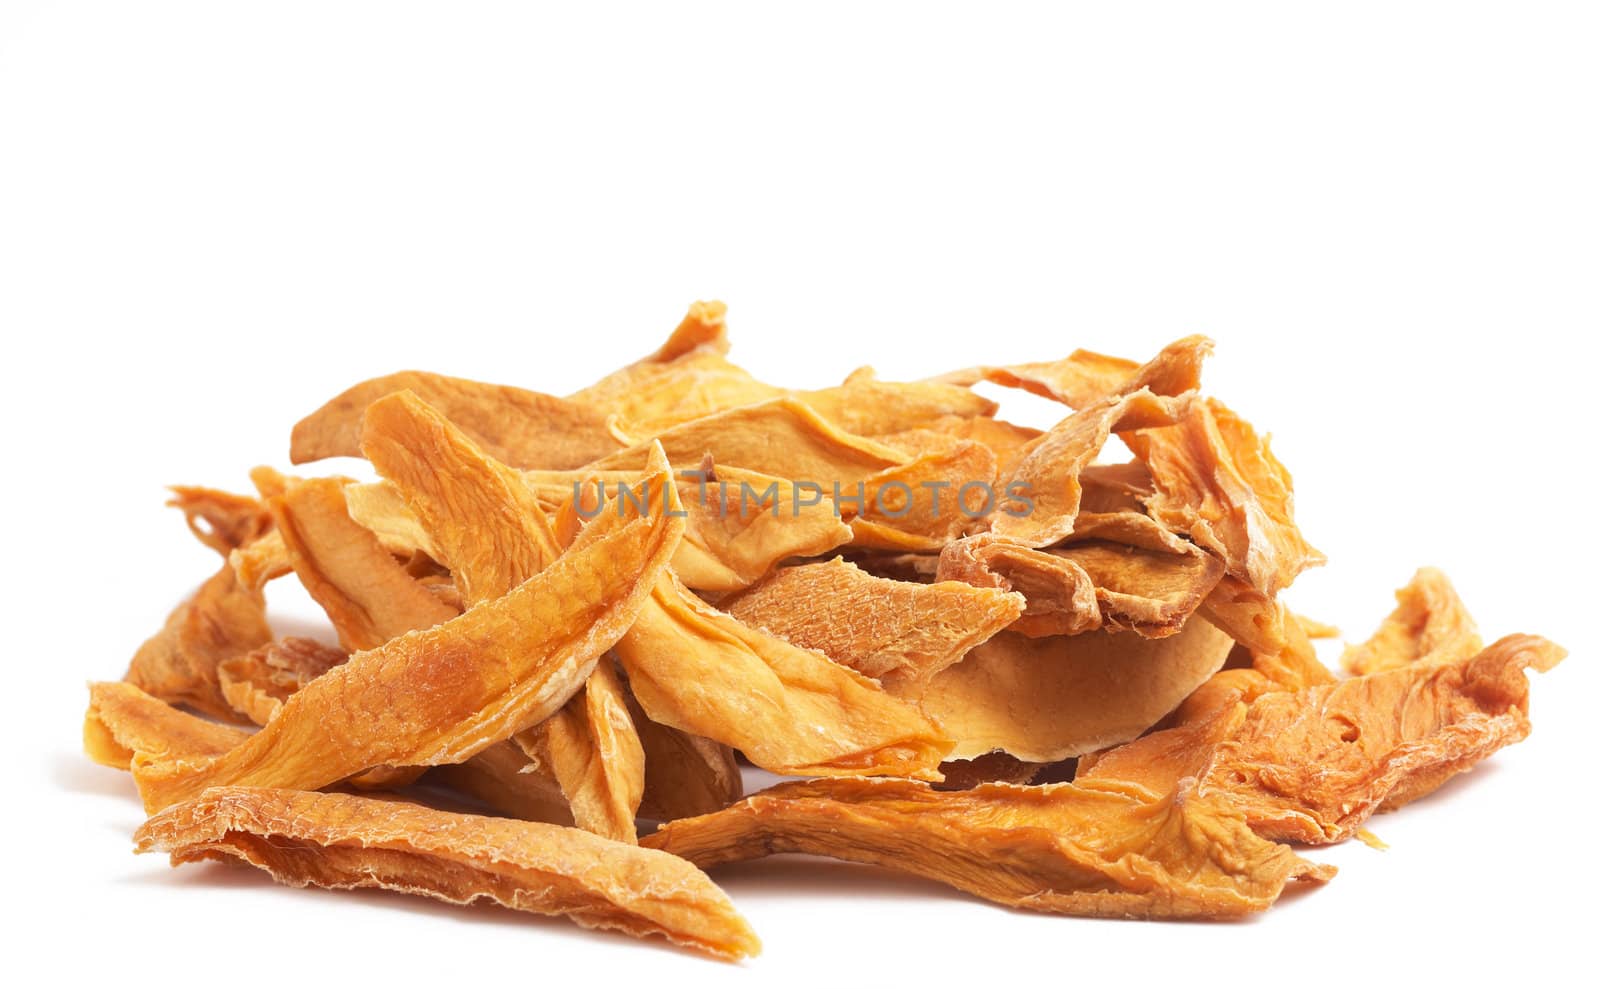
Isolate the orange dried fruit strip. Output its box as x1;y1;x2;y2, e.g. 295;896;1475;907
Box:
131;452;685;813
933;334;1213;410
722;557;1024;696
124;561;272;723
1200;633;1565;843
989;389;1191;548
615;571;952;779
269;476;459;653
1123;397;1323;598
426;740;576;826
920;619;1234;762
135;787;760;961
166;485;274;556
1052;535;1226;638
1341;566;1482;675
1197;576;1334;689
291;371;617;470
361;390;647;842
217;637;348;726
629;687;744;823
842;440;998;552
643;776;1331;919
795;375;997;438
84;682;249;770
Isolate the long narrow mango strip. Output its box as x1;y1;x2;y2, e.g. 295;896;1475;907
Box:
136;787;760;961
131;448;685;813
361;391;645;842
85;681;249;770
644;776;1331;919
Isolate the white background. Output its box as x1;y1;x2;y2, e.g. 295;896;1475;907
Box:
3;2;1596;986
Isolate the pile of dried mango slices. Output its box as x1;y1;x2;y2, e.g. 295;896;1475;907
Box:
85;302;1566;960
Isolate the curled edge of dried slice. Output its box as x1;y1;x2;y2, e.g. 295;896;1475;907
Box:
937;534;1102;637
1341;566;1483;675
135;787;760;961
644;776;1331;920
131;448;686;813
85;681;249;770
932;334;1213;411
216;637;349;727
290;370;617;470
166;485;274;556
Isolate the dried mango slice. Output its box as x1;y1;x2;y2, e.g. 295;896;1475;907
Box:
630;689;743;822
217;637;348;726
989;389;1190;548
937;534;1101;637
228;530;292;591
722;558;1024;696
881;414;1043;477
361;391;647;842
1341;567;1482;675
131;452;685;813
514;659;645;843
797;376;997;438
592;397;907;486
920;619;1234;762
842;440;997;551
167;485;273;556
934;335;1212;409
1199;577;1334;689
84;682;249;770
135;787;760;961
1123;397;1323;598
426;741;575;826
1200;634;1565;843
643;776;1330;919
124;562;272;722
291;371;617;470
615;571;951;779
1053;531;1225;637
270;476;459;652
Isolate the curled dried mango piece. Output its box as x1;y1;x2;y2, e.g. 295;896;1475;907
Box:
934;335;1212;410
989;389;1190;548
1201;633;1565;843
630;688;743;823
167;485;273;556
132;452;685;813
1053;521;1226;637
85;682;249;770
1342;567;1482;675
842;440;997;551
1123;397;1323;598
124;562;272;722
291;370;617;470
1198;576;1334;689
615;572;952;779
644;776;1330;919
920;619;1234;762
723;557;1024;696
269;476;459;652
135;787;760;961
937;534;1101;637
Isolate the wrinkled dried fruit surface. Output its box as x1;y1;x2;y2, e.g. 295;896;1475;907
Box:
937;534;1101;637
84;682;250;769
1342;567;1482;675
921;619;1233;762
645;776;1330;919
136;787;759;960
217;637;348;726
132;456;684;812
723;557;1023;695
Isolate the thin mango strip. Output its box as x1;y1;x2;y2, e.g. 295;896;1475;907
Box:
135;787;760;961
1341;566;1482;675
124;561;272;723
989;389;1191;548
291;370;617;470
615;571;952;779
629;687;743;822
131;452;685;813
920;619;1234;762
644;776;1331;919
270;476;460;652
933;335;1212;409
84;682;250;770
1123;397;1323;598
724;557;1024;696
361;391;645;842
